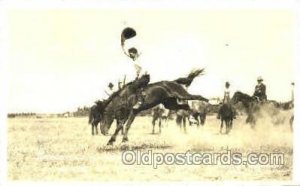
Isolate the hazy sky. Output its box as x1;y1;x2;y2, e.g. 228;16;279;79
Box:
7;7;296;113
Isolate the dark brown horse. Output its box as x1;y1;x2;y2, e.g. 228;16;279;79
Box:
231;91;284;128
100;69;208;145
231;91;260;128
88;101;104;135
218;103;234;134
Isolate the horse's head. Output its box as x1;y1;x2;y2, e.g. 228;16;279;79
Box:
100;99;128;135
231;91;243;104
100;112;114;135
231;91;254;104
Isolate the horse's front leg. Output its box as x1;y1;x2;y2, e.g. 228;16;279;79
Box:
225;120;229;134
107;122;125;145
250;120;256;129
290;115;294;132
176;116;182;129
159;118;162;134
95;122;99;135
122;112;136;143
116;119;125;136
92;123;95;135
121;125;124;135
196;114;200;127
183;117;187;133
220;120;223;134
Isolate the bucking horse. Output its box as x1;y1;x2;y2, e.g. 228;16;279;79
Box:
99;69;208;145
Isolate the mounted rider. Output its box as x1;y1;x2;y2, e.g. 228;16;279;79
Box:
223;81;231;104
121;27;149;110
290;82;294;109
217;81;236;119
253;76;267;103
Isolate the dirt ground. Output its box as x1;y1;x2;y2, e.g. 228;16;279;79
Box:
7;112;293;181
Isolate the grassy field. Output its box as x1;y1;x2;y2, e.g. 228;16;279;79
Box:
8;112;293;181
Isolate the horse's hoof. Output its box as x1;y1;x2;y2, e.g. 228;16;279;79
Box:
122;137;129;143
107;141;114;146
107;138;115;145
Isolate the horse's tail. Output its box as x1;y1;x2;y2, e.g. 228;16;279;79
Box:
175;68;205;87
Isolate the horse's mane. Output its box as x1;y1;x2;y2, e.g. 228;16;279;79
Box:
114;74;150;95
102;74;150;110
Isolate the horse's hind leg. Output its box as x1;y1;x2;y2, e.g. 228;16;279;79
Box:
181;94;208;102
163;98;190;110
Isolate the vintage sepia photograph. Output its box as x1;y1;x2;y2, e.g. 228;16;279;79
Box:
0;0;299;185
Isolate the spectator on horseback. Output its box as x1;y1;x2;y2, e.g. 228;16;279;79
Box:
291;82;294;102
104;82;116;100
290;82;294;109
253;76;267;102
223;81;231;104
121;27;149;110
217;81;236;119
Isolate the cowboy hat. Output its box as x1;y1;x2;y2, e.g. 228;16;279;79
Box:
257;76;263;81
121;27;136;45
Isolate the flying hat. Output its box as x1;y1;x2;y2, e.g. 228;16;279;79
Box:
121;27;137;46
